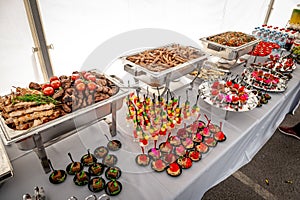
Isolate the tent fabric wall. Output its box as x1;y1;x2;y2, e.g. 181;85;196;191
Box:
0;0;296;95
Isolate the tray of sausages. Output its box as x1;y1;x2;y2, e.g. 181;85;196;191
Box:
0;70;129;147
200;31;260;60
122;43;207;87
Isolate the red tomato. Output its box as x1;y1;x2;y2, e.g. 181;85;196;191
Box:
83;72;91;80
41;83;51;90
43;86;54;96
76;82;86;91
87;74;96;82
75;79;83;85
71;73;80;81
50;80;61;89
87;82;97;91
49;76;59;83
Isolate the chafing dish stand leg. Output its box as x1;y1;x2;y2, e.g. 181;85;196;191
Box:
104;101;118;137
161;73;172;96
33;134;51;173
111;101;117;137
225;110;229;120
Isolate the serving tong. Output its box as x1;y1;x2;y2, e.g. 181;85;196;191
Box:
68;194;110;200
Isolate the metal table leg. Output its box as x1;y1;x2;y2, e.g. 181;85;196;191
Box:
33;134;51;173
225;110;229;120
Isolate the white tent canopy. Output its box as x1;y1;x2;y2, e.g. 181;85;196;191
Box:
0;0;298;95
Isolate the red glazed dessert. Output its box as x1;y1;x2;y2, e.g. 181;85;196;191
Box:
166;162;182;177
177;156;192;169
195;142;209;153
151;159;166;172
188;150;201;162
135;154;150;166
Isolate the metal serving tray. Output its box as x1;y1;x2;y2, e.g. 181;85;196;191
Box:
0;72;129;149
122;43;208;87
0;139;13;184
200;32;260;60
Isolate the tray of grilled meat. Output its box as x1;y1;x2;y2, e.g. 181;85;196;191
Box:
200;31;260;60
122;43;208;87
0;70;129;149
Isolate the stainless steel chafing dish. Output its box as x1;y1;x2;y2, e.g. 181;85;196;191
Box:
0;139;13;184
0;71;129;173
122;43;208;87
200;31;260;60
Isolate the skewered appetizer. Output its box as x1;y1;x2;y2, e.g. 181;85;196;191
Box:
103;154;118;167
177;156;193;169
162;153;178;164
88;163;105;176
94;146;109;158
151;159;166;172
105;180;122;196
166;162;182;177
88;177;106;193
175;145;186;157
135;154;150;166
105;166;121;180
195;142;209;154
204;137;218;147
159;142;173;154
188;150;201;162
81;150;97;166
73;171;90;186
107;140;122;151
181;137;194;150
66;161;83;175
169;135;181;146
148;148;161;160
49;170;67;184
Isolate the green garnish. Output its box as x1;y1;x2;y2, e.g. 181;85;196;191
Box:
15;94;60;105
292;46;300;55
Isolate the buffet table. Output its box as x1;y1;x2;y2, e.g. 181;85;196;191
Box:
0;62;299;199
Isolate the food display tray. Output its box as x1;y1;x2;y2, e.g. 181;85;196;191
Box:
199;32;260;60
0;73;129;150
122;43;208;87
199;81;258;112
242;67;288;92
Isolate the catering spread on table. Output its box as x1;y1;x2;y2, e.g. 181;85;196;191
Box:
0;29;299;199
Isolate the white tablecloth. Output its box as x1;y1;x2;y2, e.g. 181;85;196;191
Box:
1;66;299;200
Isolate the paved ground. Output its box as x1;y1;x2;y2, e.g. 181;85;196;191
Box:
202;105;300;200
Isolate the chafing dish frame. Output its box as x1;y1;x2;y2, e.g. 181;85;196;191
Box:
0;72;129;173
122;43;208;89
199;32;260;60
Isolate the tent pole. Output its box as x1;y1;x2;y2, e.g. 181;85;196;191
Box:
264;0;275;24
23;0;54;81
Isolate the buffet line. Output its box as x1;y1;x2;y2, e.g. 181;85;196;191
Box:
0;27;299;199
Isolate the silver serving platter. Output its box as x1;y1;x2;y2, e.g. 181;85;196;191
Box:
0;72;129;149
242;67;288;92
200;32;260;60
122;43;208;87
199;81;258;112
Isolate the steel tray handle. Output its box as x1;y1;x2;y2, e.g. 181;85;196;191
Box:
207;43;225;52
109;74;124;84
